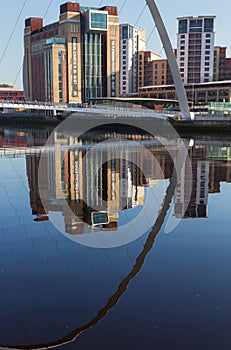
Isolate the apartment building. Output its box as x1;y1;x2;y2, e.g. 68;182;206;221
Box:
214;46;231;81
176;16;216;84
120;24;146;96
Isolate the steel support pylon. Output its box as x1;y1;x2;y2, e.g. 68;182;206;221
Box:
146;0;190;119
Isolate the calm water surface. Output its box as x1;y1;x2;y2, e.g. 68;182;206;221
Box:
0;125;231;350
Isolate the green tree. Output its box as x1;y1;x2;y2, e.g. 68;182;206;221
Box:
0;84;14;88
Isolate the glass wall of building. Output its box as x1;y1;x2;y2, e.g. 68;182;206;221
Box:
82;33;105;102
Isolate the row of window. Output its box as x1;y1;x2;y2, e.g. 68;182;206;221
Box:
0;92;24;96
179;18;214;34
180;33;211;39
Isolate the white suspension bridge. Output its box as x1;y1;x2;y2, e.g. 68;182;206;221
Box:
0;99;181;119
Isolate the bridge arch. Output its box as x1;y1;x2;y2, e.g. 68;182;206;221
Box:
146;0;190;119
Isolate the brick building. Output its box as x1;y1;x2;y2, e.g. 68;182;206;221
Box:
24;2;120;103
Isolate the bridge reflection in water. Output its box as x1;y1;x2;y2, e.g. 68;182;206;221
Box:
1;126;231;349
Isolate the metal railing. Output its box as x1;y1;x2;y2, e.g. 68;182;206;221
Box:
0;100;181;119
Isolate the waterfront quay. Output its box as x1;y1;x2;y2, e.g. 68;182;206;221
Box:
1;100;231;135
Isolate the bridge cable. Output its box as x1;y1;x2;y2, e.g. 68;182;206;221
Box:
134;3;147;27
0;0;28;66
97;0;104;7
43;0;55;19
12;0;55;88
159;46;164;56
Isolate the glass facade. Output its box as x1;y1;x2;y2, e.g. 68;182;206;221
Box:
82;33;105;102
121;25;134;39
204;18;214;32
179;19;187;34
90;12;107;30
190;19;202;32
46;37;66;45
122;26;128;39
44;50;52;102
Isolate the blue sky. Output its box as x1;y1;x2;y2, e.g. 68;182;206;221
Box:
0;0;230;89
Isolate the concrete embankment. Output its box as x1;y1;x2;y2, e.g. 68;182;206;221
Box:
1;111;231;135
0;114;60;127
169;115;231;134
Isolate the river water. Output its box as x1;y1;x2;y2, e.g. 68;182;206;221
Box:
0;123;231;350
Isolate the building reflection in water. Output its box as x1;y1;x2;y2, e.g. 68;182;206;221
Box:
174;145;231;219
23;130;231;232
2;127;231;228
27;130;174;235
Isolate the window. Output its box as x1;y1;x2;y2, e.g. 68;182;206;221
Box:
204;18;214;32
205;56;210;61
122;26;128;39
129;26;134;39
110;27;116;36
206;33;211;38
205;45;210;49
205;67;210;71
70;24;78;33
205;50;210;55
180;46;185;50
205;62;210;66
90;12;107;30
179;19;187;34
190;19;202;27
206;40;210;44
190;19;202;32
